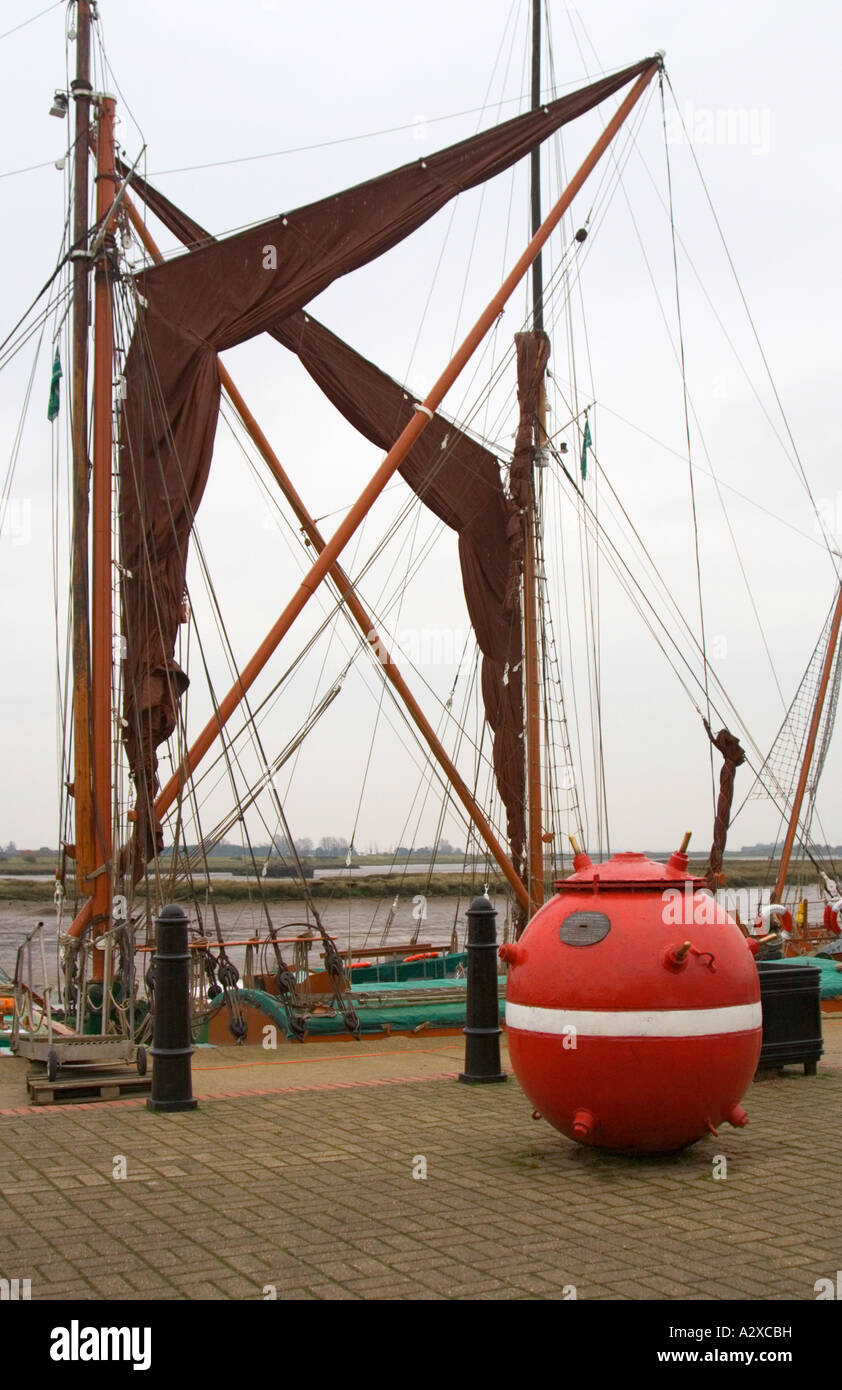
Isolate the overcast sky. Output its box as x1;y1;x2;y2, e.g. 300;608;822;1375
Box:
1;0;840;866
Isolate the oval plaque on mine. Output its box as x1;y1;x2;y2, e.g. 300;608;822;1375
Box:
559;910;611;946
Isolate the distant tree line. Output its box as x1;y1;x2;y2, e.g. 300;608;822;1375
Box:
183;836;459;859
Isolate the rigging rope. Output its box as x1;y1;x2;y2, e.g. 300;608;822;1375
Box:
660;73;714;809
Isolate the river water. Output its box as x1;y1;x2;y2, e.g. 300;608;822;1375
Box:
1;882;832;989
5;862;484;883
0;892;513;988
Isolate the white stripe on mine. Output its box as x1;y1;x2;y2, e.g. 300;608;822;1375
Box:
505;1001;761;1038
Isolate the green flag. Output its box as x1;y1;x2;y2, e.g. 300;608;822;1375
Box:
580;413;592;480
47;347;62;423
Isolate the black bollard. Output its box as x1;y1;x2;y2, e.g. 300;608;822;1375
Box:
147;903;198;1112
459;894;507;1084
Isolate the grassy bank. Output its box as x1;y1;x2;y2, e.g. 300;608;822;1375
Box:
0;858;805;907
0;873;505;905
166;873;504;903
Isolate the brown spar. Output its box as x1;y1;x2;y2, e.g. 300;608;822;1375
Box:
153;61;661;834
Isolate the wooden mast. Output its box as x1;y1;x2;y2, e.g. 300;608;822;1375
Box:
69;0;95;890
89;93;119;970
773;580;842;905
523;0;546;916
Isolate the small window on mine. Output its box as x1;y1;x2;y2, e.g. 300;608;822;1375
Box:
559;911;611;945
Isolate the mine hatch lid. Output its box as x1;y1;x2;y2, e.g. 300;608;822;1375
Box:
554;850;706;894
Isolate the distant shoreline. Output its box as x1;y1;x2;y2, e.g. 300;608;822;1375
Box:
0;858;822;904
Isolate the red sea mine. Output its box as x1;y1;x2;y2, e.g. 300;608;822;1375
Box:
500;849;762;1153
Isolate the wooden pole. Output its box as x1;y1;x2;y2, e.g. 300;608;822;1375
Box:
153;60;660;824
773;581;842;904
69;0;94;889
530;0;544;335
522;0;547;916
89;95;118;973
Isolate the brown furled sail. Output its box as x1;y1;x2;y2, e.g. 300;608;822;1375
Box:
510;331;551;589
121;170;528;876
119;59;654;851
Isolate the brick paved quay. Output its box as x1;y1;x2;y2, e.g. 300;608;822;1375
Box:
1;1027;840;1302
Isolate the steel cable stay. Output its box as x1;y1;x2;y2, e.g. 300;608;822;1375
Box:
382;642;485;942
580;398;828;554
548;368;791;746
541;169;808;731
360;636;481;948
542;440;837;870
402;0;521;386
661;74;714;819
572;11;824;534
345;632;506;944
539;254;594;851
541;274;790;803
2;313;50;569
552;463;592;851
422;636;481;903
561;248;609;856
565;105;806;703
132;28;634;185
544;29;800;732
535;473;586;873
548;442;740;735
543;67;600;862
610;97;810;492
341;461;430;927
662;71;841;576
178;685;346;875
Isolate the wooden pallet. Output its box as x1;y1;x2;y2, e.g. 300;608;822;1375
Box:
26;1068;151;1106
